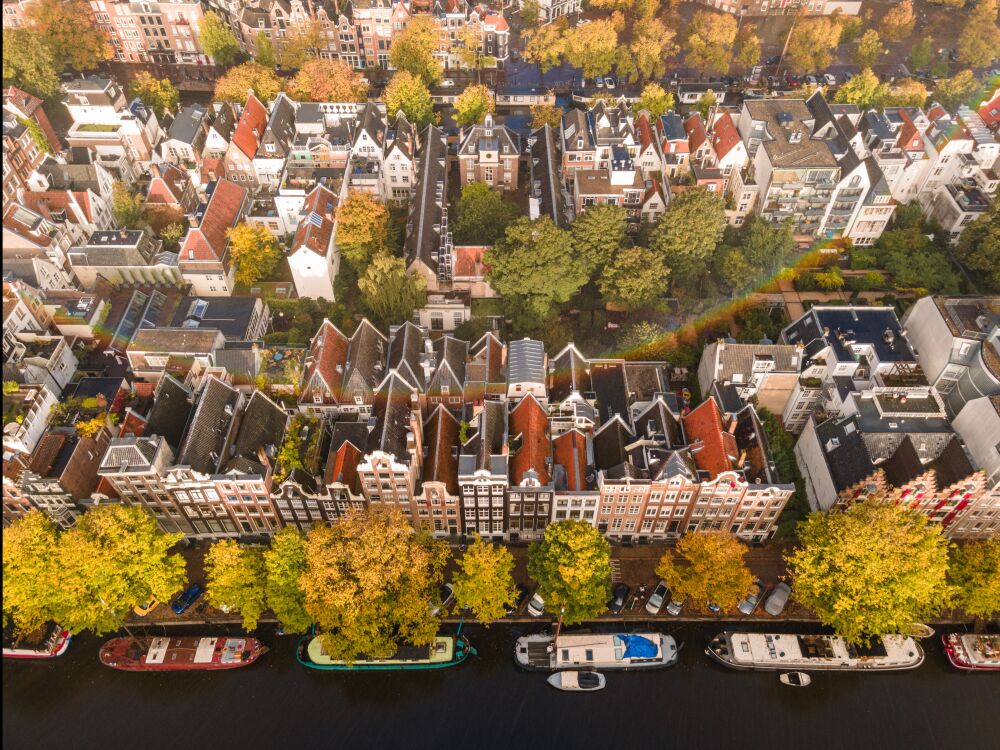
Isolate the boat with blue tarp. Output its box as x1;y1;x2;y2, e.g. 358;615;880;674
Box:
514;632;679;671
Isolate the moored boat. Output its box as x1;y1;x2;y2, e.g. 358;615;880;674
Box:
779;671;811;687
547;670;606;691
706;632;923;672
515;632;679;672
942;633;1000;672
296;634;473;671
99;636;267;671
2;622;72;660
904;623;935;639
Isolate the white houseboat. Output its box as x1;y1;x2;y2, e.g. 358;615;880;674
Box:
706;632;924;672
515;632;679;672
942;633;1000;672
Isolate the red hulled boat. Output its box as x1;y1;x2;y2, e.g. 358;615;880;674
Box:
99;636;267;671
3;622;72;659
942;633;1000;672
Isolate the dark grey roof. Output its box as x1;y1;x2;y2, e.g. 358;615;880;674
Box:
72;377;126;403
167;104;207;145
459;399;507;474
177;377;240;474
658;112;686;141
814;415;876;492
459;116;519;156
170;296;261;340
343;319;387;393
214;342;260;385
404;125;448;274
782;306;914;365
208;102;237;140
562;108;594;151
591;360;629;423
507;338;545;385
355;102;385;146
144;374;193;452
633;396;684;448
593;416;633;472
651;448;699;482
260;93;297;158
881;436;925;487
433;335;468;386
387;322;426;390
623;362;669;402
367;371;415;460
528;123;565;227
223;390;286;475
549;344;590;402
930;437;975;488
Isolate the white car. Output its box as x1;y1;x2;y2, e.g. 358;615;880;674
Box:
805;75;818;86
604;77;616;89
441;79;455;88
823;73;837;86
646;581;670;615
527;592;545;617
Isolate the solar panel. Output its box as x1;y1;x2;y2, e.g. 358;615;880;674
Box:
308;211;324;228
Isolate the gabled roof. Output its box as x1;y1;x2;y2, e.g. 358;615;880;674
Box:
301;319;349;401
223;390;286;475
403;124;448;274
422;404;460;494
19;190;94;225
177;376;240;475
231;94;268;159
509;393;551;485
367;370;416;459
432;335;468;387
291;183;337;257
552;429;590;491
146;162;190;205
180;179;247;262
549;343;590;402
259;93;297;158
467;331;505;386
166;104;207;145
324;421;368;490
144;374;193;452
387;321;426;390
343;318;388;393
460;399;507;474
684;113;709;153
682;398;738;480
593;414;633;472
711;111;742;160
632;396;684;449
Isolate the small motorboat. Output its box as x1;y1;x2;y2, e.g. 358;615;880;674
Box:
904;623;935;639
547;670;606;692
779;671;811;687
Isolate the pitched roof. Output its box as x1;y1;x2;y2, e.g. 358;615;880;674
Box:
177;377;240;475
549;343;591;402
684;113;709;153
180;179;247;262
422;404;460;494
231;94;268;159
324;421;369;490
711;111;742;159
387;321;426;390
144;374;193;452
291;184;337;257
509;393;550;485
552;429;589;491
166;104;207;145
432;335;468;387
403;124;448;274
343;318;388;393
460;399;507;474
682;398;738;480
301;319;349;401
146;163;190;205
367;371;415;459
223;390;286;475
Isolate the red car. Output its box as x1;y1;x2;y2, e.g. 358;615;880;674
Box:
786;75;802;88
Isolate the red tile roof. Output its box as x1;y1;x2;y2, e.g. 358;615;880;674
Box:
682;398;737;480
4;85;42;117
325;440;362;491
180;178;247;262
552;429;588;492
292;184;337;257
978;87;1000;130
711;111;741;160
20;190;93;224
925;103;947;122
118;409;147;438
684;114;709;154
201;158;225;182
301;319;349;401
146;163;188;205
635;113;654;151
453;245;490;278
509;393;550;485
231;94;267;159
2;203;52;247
422;404;460;494
483;12;508;32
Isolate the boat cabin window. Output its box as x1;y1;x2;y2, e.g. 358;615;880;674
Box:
741;642;750;653
561;649;569;661
585;649;594;661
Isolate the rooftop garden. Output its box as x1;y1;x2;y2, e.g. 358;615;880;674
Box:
274;414;323;483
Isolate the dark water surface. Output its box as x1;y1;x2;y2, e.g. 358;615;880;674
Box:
4;621;996;750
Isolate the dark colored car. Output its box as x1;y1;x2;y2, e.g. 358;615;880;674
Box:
171;583;203;614
706;601;722;614
765;55;781;66
607;583;630;614
505;585;530;616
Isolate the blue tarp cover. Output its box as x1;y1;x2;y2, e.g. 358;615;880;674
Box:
621;635;658;659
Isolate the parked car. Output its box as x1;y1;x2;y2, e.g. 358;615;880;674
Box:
766;75;778;89
786;75;802;88
431;583;455;617
706;601;721;614
823;73;837;86
527;591;545;617
764;582;791;616
505;585;530;616
604;76;616;89
133;597;159;617
646;581;670;615
441;79;455;88
805;74;818;86
842;71;854;83
594;77;604;88
737;581;765;615
765;55;781;66
607;583;630;614
666;598;684;616
171;584;203;615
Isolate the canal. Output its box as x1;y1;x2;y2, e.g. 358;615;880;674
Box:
3;621;996;749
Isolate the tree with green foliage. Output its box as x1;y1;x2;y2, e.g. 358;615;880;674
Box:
958;0;1000;68
834;67;888;108
883;78;930;107
571;203;630;276
254;31;277;68
734;24;762;72
301;507;448;662
948;539;1000;619
527;520;611;625
384;71;436;129
264;527;312;633
521;0;542;28
617;320;667;352
453;182;519;245
334;192;391;272
684;10;737;74
563;19;619;80
112;183;144;230
637;83;675;119
27;0;112;72
159;222;185;252
599;245;669;310
657;533;754;613
787;16;842;72
129;72;179;119
956;206;1000;291
214;63;284;104
908;38;935;70
740;215;795;276
695;90;717;121
853;30;885;68
3;512;63;636
288;58;369;103
814;266;845;291
522;20;566;86
452;536;518;625
934;69;979;111
56;505;186;634
882;0;916;40
358;251;427;326
454;84;495;127
529;101;563;129
837;14;864;45
714;245;752;296
649;187;726;290
875;227;960;294
486;217;588;324
389;15;442;86
628;20;678;83
2;28;61;99
281;21;324;69
199;11;242;66
787;501;953;644
227;223;282;286
205;540;267;631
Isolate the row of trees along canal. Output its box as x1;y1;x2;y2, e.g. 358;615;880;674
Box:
4;501;999;661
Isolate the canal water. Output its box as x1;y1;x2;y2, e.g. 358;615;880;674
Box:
3;621;996;750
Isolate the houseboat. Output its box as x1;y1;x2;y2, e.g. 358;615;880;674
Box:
3;622;72;659
99;636;267;671
706;632;924;672
514;632;679;672
942;633;1000;672
296;634;473;671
